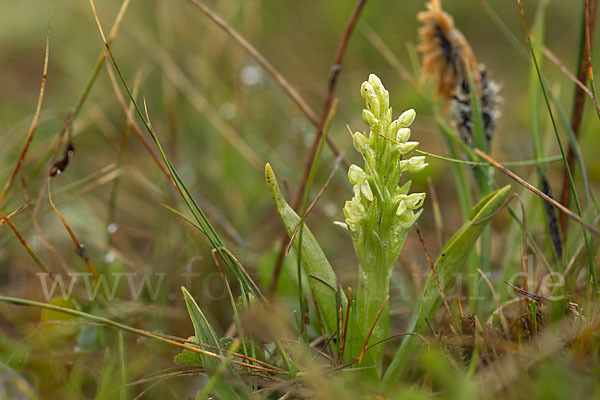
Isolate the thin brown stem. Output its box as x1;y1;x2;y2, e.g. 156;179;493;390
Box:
559;0;598;233
477;268;509;336
543;47;600;116
338;287;352;364
186;0;347;165
285;151;344;256
268;2;367;298
309;285;329;356
293;0;367;210
32;111;73;217
0;205;26;227
0;25;49;206
47;181;99;281
415;223;457;332
474;149;600;235
517;194;530;308
0;210;51;273
365;332;428;351
358;294;389;364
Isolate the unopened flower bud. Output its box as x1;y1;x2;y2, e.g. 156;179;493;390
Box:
396;141;419;155
396;109;416;128
395;128;411;143
361;81;380;116
348;165;374;201
348;164;364;185
362;109;378;128
367;74;389;118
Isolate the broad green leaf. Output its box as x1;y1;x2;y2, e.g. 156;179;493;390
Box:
265;164;339;335
265;164;376;370
383;185;511;391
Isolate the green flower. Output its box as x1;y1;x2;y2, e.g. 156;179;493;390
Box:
343;74;428;366
343;195;366;232
399;156;428;173
348;164;374;201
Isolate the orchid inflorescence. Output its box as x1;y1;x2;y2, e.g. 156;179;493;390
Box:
343;74;427;241
340;74;427;366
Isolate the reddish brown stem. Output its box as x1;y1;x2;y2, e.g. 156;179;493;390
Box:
559;0;598;234
475;149;600;235
269;0;367;299
293;0;367;209
0;26;49;207
358;294;389;364
415;224;457;331
186;0;347;165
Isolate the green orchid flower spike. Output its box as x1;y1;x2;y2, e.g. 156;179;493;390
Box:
343;74;427;369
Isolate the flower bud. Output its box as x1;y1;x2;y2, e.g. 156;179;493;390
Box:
396;141;419;155
348;165;373;201
384;108;393;126
348;164;364;185
394;128;411;143
367;74;383;89
400;156;428;173
368;75;389;114
353;132;376;165
362;109;378;128
396;109;416;128
361;81;380;117
353;132;369;152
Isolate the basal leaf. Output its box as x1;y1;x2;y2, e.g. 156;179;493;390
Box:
181;287;241;399
265;164;376;370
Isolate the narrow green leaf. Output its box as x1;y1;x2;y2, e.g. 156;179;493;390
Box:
181;287;241;399
118;332;128;400
95;350;116;400
382;185;511;391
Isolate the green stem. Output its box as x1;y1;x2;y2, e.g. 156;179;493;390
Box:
357;261;390;369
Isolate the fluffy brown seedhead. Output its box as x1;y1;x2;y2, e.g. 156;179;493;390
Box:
418;0;501;149
418;0;478;99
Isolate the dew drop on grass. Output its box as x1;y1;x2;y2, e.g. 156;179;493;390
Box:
104;251;115;264
29;234;42;251
240;65;263;86
107;223;117;234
